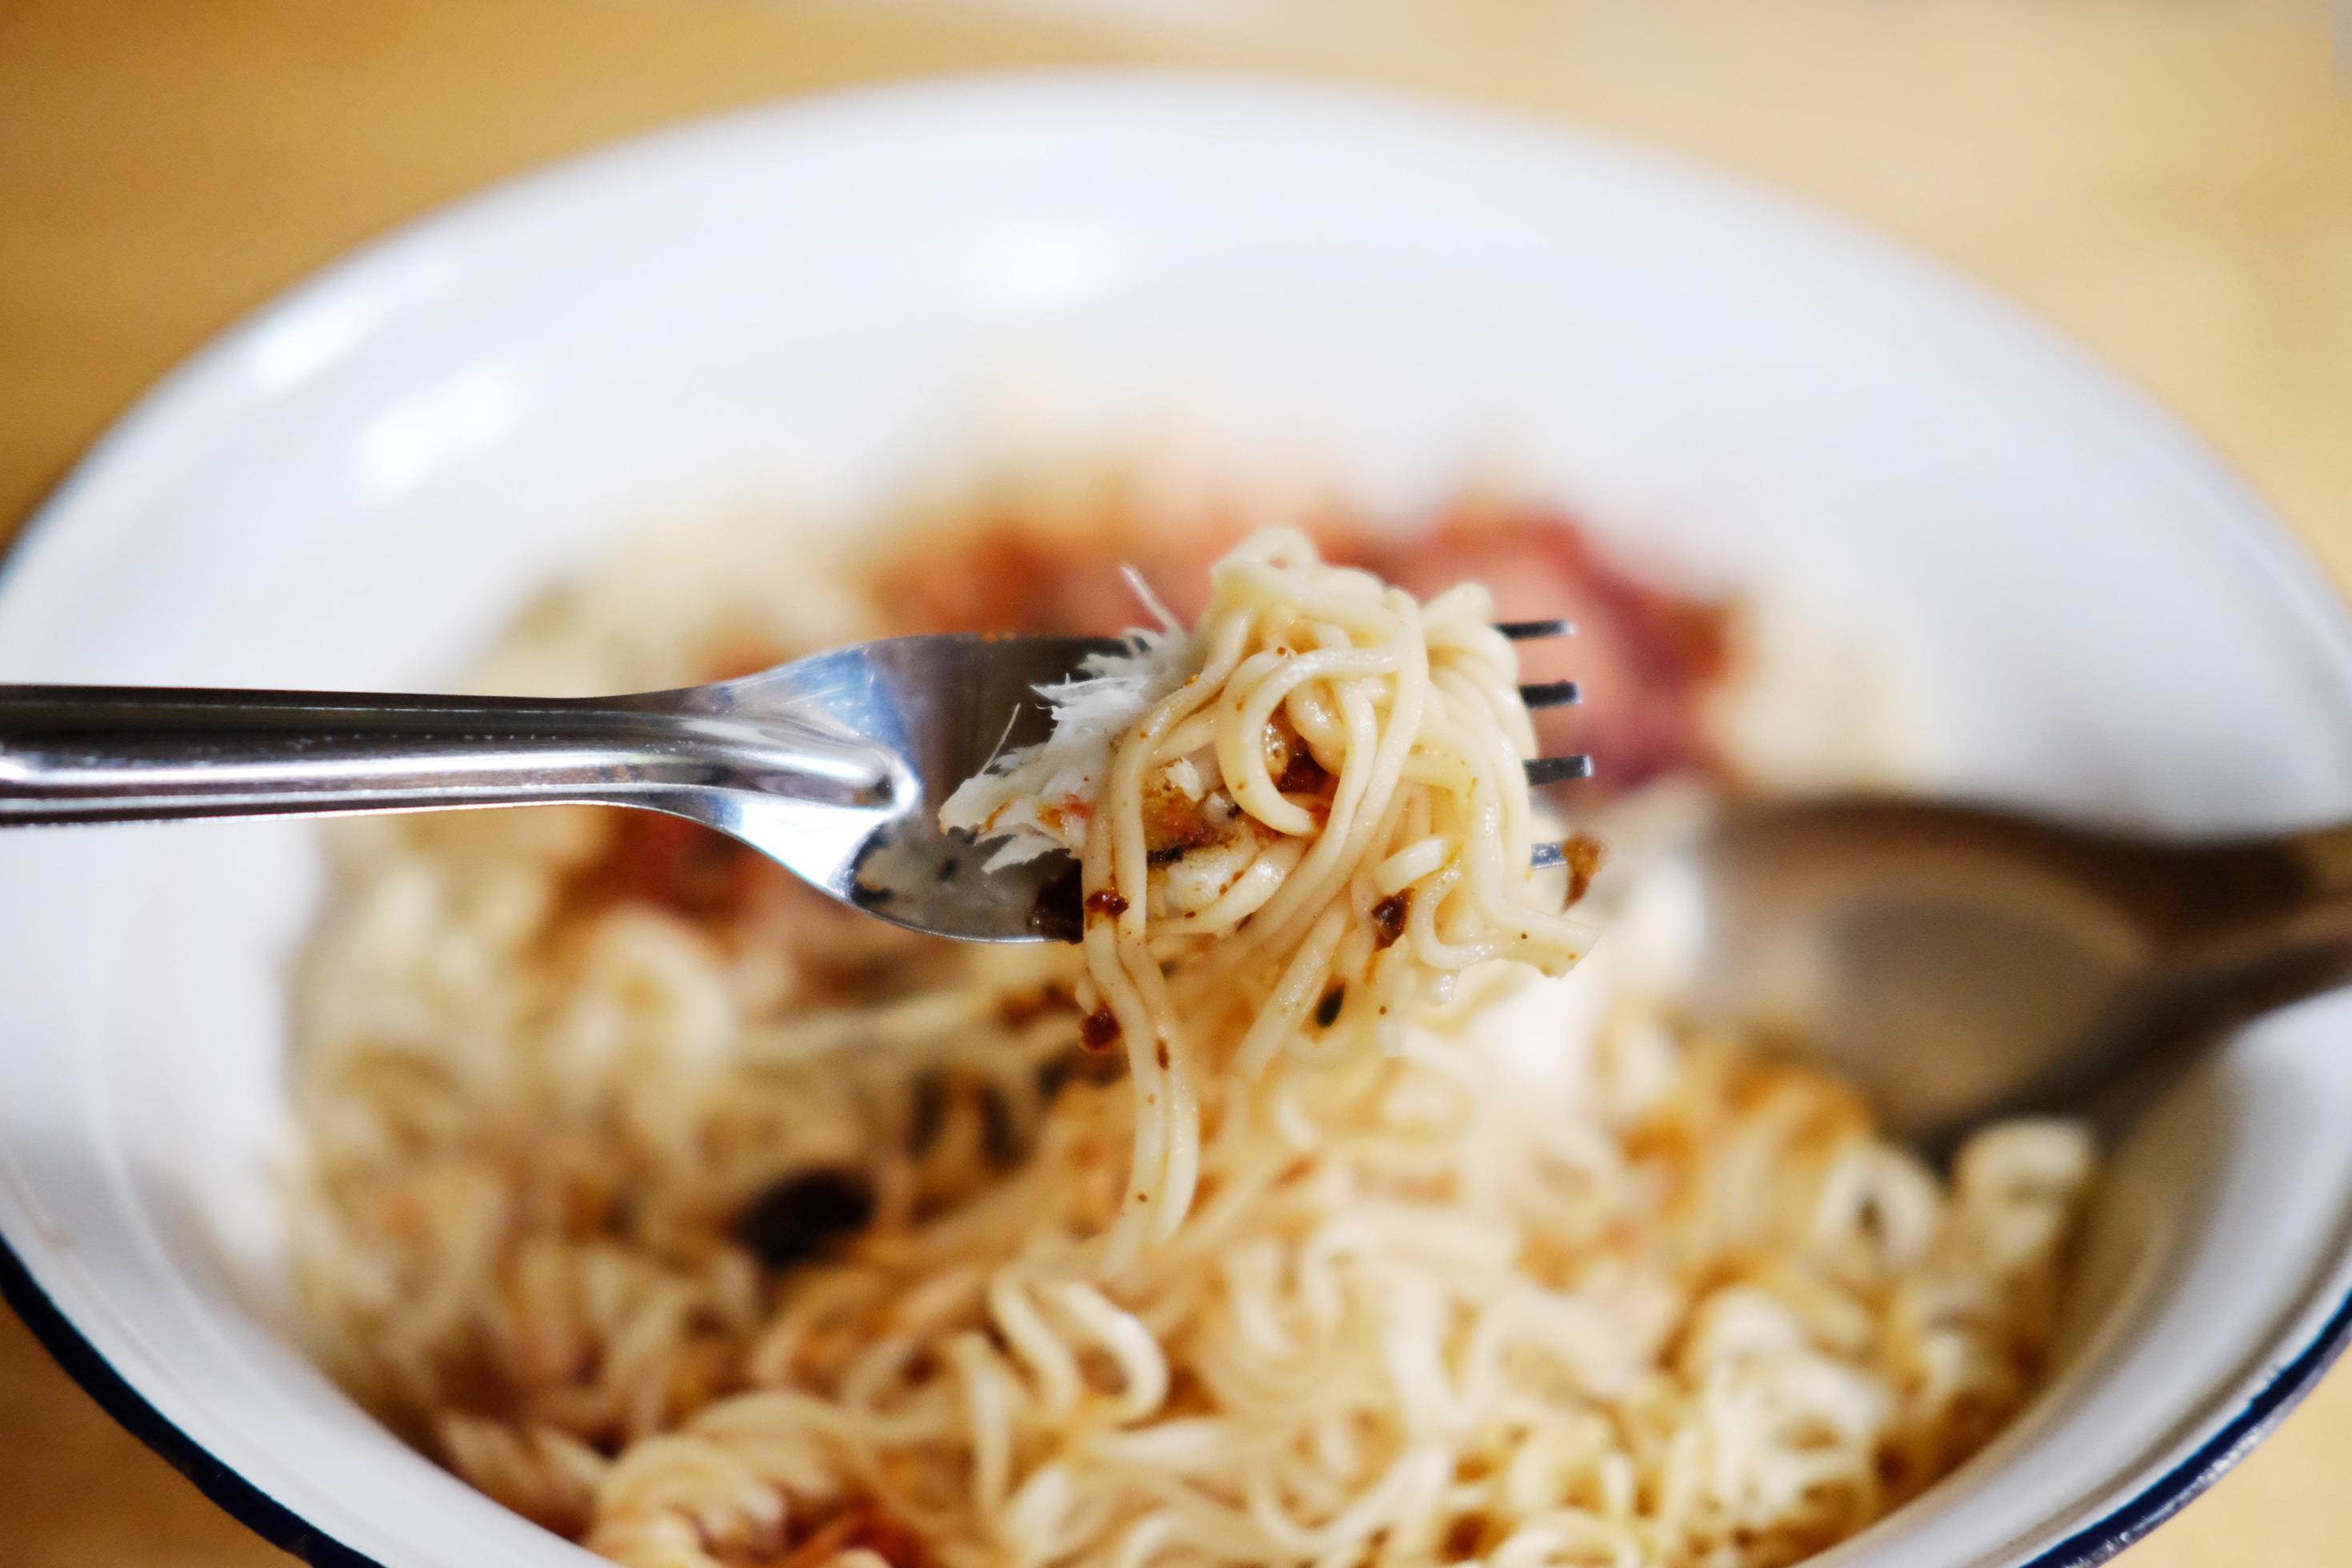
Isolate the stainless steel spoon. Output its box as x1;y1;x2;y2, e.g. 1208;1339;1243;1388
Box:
0;623;1584;943
1659;794;2352;1150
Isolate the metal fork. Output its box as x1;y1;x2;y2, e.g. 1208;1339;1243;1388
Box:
0;626;1585;942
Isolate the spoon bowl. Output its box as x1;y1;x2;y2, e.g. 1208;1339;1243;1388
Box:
1666;795;2352;1146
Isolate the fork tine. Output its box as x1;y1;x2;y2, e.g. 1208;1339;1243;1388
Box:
1530;841;1566;869
1524;754;1594;786
1518;680;1581;710
1495;618;1574;641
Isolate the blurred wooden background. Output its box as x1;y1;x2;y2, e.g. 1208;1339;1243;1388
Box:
2;1;2349;1563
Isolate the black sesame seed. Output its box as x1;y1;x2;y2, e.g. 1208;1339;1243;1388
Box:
733;1167;875;1270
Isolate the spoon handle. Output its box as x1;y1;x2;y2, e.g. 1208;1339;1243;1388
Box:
2140;822;2352;1006
0;684;895;826
2282;823;2352;913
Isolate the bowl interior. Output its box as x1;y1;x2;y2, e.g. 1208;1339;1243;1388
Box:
4;79;2352;1568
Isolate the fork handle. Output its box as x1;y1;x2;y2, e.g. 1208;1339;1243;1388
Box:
0;685;897;826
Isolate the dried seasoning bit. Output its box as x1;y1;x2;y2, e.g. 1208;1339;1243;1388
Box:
1371;890;1412;948
1140;773;1218;861
1146;843;1190;868
1037;1044;1125;1101
1084;888;1130;918
1562;833;1607;904
1275;745;1329;795
1028;860;1085;943
1314;984;1346;1029
734;1168;875;1270
1444;1516;1492;1561
1080;1007;1122;1053
1264;713;1331;796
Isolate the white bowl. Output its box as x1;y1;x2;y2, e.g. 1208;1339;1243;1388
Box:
6;75;2352;1568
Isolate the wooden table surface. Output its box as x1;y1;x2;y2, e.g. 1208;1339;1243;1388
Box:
2;2;2350;1563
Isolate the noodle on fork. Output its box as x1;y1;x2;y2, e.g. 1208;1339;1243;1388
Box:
944;530;1590;1261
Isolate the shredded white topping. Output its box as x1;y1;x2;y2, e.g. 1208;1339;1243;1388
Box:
940;621;1196;870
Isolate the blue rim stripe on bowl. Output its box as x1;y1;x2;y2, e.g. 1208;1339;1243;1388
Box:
0;1236;386;1566
2022;1281;2352;1566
